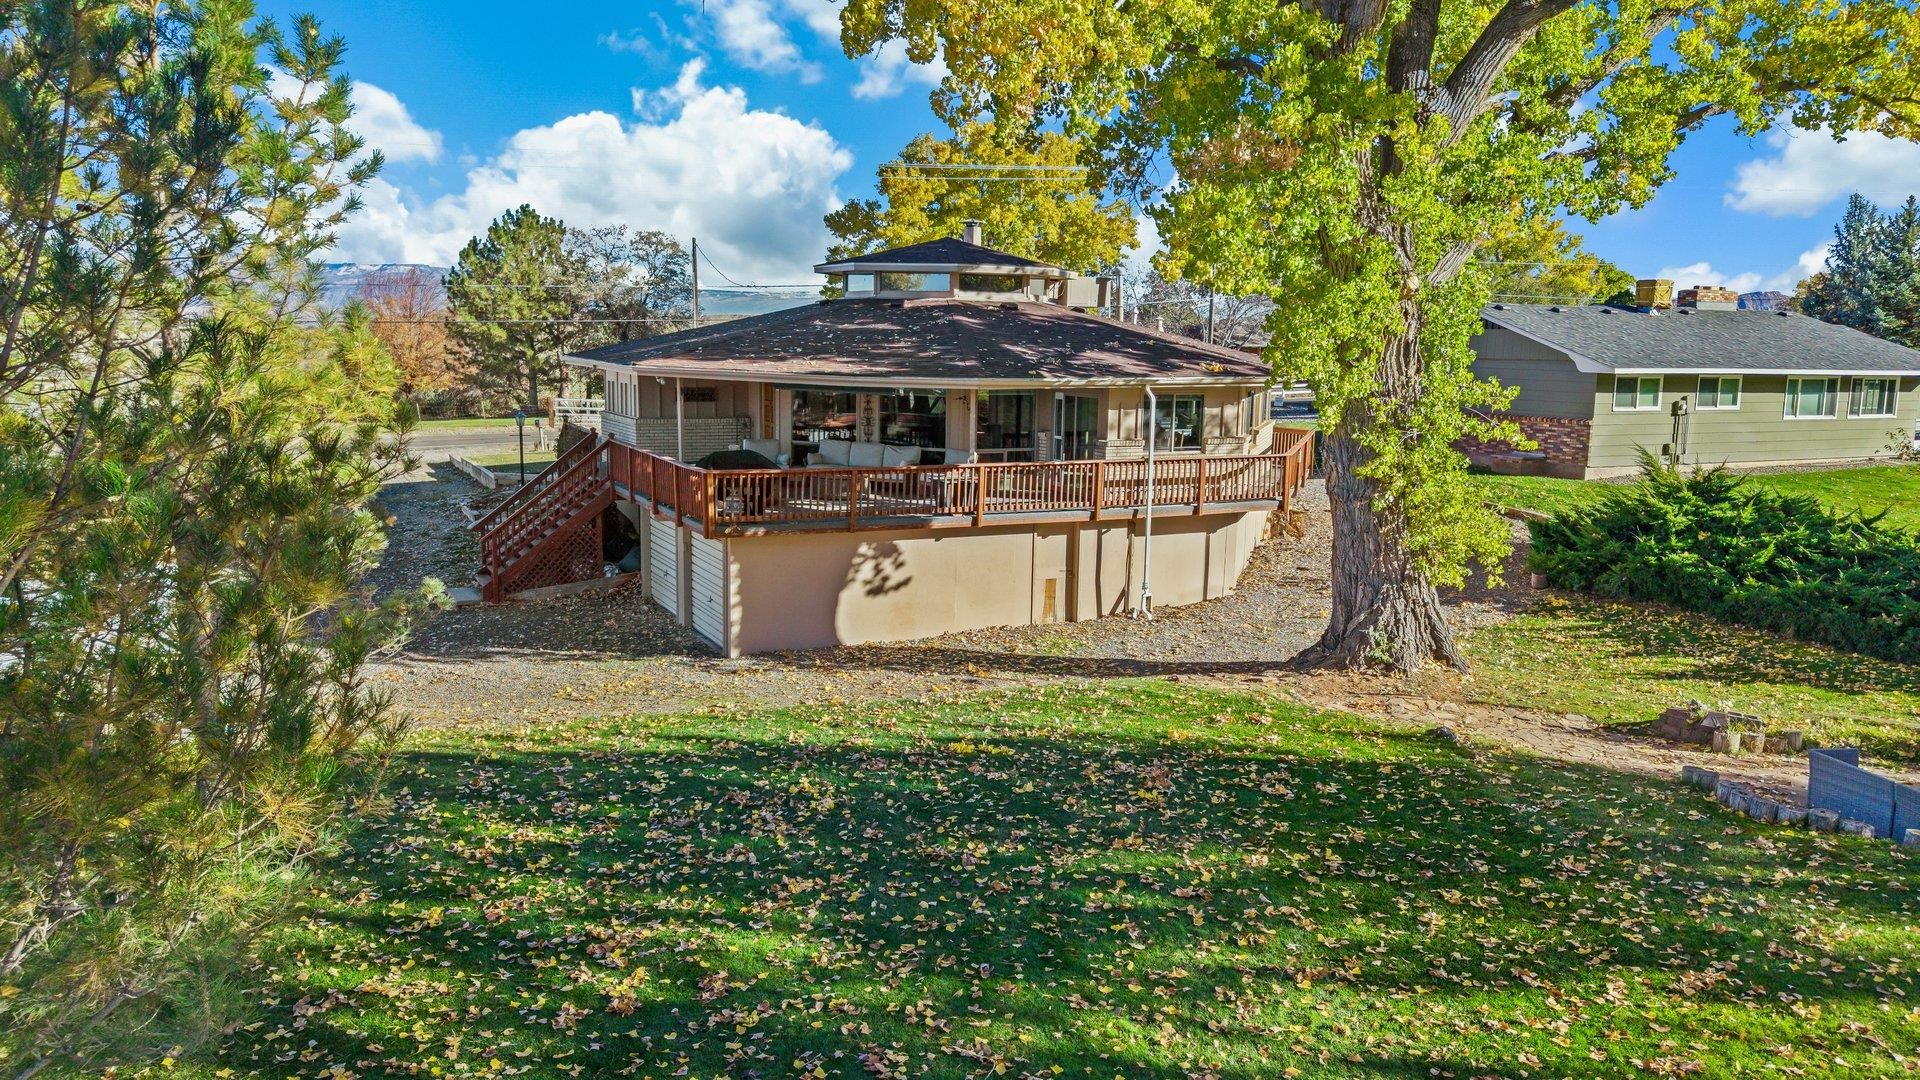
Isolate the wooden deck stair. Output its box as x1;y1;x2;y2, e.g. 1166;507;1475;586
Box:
473;436;614;601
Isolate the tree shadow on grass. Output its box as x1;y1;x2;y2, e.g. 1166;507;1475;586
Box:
215;702;1920;1079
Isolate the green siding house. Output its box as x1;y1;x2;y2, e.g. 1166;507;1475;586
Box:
1466;300;1920;478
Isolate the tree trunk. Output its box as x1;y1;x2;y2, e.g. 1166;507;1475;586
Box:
525;358;540;415
1293;323;1467;674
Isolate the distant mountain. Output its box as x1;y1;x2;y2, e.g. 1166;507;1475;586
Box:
317;264;818;319
696;288;820;317
1739;290;1793;312
319;263;447;309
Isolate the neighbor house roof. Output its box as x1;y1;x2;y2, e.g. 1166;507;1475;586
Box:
1481;302;1920;375
814;238;1069;278
566;298;1269;386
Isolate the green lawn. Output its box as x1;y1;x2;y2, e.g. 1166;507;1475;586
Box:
1470;462;1920;531
469;450;556;470
1459;593;1920;767
180;683;1917;1079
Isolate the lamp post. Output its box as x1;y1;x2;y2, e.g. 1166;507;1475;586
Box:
514;409;527;484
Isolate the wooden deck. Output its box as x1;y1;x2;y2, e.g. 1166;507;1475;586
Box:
608;427;1317;537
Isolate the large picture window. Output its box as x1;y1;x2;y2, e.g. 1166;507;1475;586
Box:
1850;377;1898;418
1151;395;1204;451
875;272;951;293
958;272;1025;294
790;390;857;444
1611;375;1662;411
879;390;946;447
1785;377;1840;419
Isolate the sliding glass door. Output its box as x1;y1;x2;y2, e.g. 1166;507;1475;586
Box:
978;390;1037;461
1054;394;1098;460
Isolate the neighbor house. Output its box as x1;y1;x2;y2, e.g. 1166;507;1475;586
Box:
1465;281;1920;478
470;226;1314;655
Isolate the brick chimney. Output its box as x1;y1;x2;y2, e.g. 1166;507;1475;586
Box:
961;219;983;246
1677;284;1740;311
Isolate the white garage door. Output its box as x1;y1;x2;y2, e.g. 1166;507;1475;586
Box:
689;534;727;650
648;517;680;617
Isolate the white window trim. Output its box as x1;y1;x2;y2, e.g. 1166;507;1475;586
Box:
1695;375;1742;411
1848;376;1899;419
1611;375;1664;412
1784;376;1841;421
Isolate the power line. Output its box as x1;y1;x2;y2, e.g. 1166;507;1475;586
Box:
878;161;1087;172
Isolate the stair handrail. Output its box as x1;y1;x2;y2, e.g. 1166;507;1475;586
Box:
479;443;609;582
470;435;603;536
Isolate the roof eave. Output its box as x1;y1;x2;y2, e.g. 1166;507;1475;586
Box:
813;260;1072;278
563;355;1265;387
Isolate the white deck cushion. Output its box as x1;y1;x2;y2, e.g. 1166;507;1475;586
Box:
741;437;782;464
882;444;921;468
849;442;886;468
815;439;853;467
940;448;978;465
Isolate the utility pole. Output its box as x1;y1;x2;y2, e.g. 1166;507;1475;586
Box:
690;236;700;325
1205;289;1216;344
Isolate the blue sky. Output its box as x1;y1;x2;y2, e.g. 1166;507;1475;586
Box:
268;0;1920;293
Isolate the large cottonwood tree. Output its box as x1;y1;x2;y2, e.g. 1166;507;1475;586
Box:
840;0;1920;672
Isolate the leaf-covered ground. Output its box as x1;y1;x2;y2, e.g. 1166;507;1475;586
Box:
188;683;1918;1079
1459;593;1920;769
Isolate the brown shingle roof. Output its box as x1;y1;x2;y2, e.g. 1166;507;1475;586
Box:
812;237;1062;274
567;299;1271;384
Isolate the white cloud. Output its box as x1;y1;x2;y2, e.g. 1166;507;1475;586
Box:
698;0;821;81
329;61;853;282
1124;215;1162;283
1726;126;1920;217
849;38;947;101
1652;243;1830;296
266;70;442;165
776;0;844;40
351;81;442;164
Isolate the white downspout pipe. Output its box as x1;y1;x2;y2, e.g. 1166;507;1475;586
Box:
1135;386;1156;619
675;376;686;461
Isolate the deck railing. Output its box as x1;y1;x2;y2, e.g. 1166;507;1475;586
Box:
606;426;1316;536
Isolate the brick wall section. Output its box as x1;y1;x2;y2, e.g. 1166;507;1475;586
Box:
1455;414;1592;467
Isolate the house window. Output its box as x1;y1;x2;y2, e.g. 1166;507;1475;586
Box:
875;272;951;293
1611;375;1662;411
958;273;1025;293
1785;377;1841;419
1850;377;1898;418
1151;395;1204;451
1696;376;1741;410
878;390;946;447
791;390;857;444
977;390;1036;460
844;273;875;294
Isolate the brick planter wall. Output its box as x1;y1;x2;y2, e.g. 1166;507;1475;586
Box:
1455;415;1592;468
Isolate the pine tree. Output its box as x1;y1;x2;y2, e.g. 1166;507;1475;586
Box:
1801;194;1890;335
446;206;580;411
0;4;436;1071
